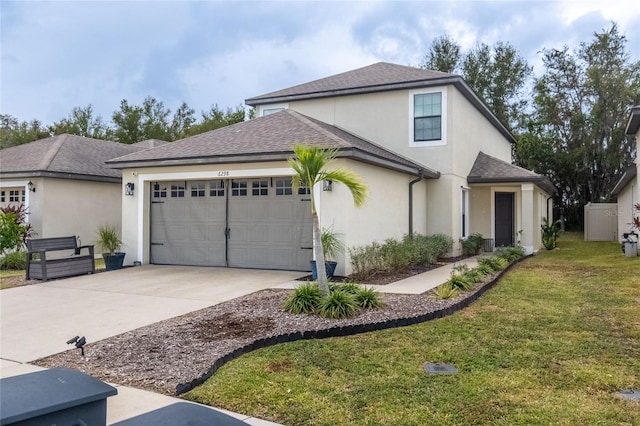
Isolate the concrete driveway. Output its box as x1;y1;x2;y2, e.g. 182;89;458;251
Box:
1;265;303;367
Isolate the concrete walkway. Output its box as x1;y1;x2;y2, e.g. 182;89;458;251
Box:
1;258;479;425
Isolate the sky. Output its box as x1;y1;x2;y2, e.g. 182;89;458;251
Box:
1;0;639;125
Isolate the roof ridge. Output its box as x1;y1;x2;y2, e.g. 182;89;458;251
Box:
38;134;68;171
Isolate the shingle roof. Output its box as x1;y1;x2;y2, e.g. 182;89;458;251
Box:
108;110;439;178
468;152;555;195
245;62;516;144
611;164;637;196
246;62;454;104
0;134;147;181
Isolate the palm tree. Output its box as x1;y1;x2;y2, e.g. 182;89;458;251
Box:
289;145;368;295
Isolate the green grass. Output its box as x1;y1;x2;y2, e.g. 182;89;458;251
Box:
183;233;640;425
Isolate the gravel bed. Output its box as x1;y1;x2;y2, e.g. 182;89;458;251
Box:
33;267;510;396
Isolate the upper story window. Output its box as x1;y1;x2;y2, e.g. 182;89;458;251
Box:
409;88;447;147
259;103;288;117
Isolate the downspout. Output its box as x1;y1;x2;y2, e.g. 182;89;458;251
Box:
408;171;424;236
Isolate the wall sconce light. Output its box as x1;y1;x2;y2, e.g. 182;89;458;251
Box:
27;181;36;193
125;182;135;196
323;180;333;191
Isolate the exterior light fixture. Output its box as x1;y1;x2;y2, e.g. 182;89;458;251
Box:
125;182;135;196
27;181;36;192
323;180;333;191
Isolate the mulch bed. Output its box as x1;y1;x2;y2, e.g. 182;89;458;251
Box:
32;258;521;397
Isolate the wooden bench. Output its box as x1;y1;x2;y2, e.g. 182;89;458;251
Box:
26;236;95;281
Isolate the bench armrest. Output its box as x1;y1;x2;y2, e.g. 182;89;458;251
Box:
27;250;46;261
75;244;95;256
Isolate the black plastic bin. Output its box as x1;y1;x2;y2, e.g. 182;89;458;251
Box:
0;367;117;426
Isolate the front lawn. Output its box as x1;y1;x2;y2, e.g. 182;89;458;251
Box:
184;233;640;425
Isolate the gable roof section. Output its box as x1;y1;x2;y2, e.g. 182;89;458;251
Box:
245;62;516;144
107;110;439;178
468;152;556;195
0;134;147;182
611;164;637;196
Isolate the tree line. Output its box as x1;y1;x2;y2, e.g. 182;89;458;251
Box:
2;22;639;228
0;99;250;148
422;23;640;228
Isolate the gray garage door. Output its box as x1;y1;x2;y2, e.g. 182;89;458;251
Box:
150;178;312;271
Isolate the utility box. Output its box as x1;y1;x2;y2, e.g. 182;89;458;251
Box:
0;367;117;426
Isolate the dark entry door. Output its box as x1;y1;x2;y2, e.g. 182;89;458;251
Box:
495;192;515;247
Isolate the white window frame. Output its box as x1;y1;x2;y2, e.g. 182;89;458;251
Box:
461;188;469;239
409;87;447;147
259;103;288;117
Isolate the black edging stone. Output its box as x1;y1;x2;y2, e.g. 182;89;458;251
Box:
175;255;531;395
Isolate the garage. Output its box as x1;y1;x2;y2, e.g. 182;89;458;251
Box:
150;177;312;271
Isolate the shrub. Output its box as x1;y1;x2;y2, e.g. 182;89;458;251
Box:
476;264;495;276
429;283;460;299
283;282;321;314
460;233;485;256
0;204;35;255
354;286;384;309
448;274;473;291
495;246;525;262
330;282;361;295
463;268;485;283
541;217;561;250
317;289;358;319
0;251;27;270
349;233;454;280
478;256;508;271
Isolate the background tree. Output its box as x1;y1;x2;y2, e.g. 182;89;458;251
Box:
169;102;197;141
0;115;50;149
421;34;461;74
111;99;145;144
289;145;367;295
49;105;111;139
185;104;246;136
421;38;532;133
519;23;640;227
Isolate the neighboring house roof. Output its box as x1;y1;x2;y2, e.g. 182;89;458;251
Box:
611;164;637;196
467;152;556;195
245;62;516;144
107;109;439;178
0;134;147;183
134;139;168;149
626;105;640;135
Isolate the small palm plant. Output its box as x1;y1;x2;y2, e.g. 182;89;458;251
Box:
289;145;367;295
95;224;122;255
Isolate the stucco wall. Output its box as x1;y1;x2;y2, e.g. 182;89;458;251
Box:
617;179;638;241
319;159;428;275
33;178;122;249
470;186;491;237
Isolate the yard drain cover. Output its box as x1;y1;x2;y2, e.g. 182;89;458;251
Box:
616;389;640;401
423;363;458;375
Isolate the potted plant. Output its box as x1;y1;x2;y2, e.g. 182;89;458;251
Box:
310;228;345;280
95;224;125;270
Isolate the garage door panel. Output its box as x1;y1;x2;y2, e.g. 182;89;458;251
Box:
151;178;312;271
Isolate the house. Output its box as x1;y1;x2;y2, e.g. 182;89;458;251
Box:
612;105;639;239
108;62;554;275
0;134;156;249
